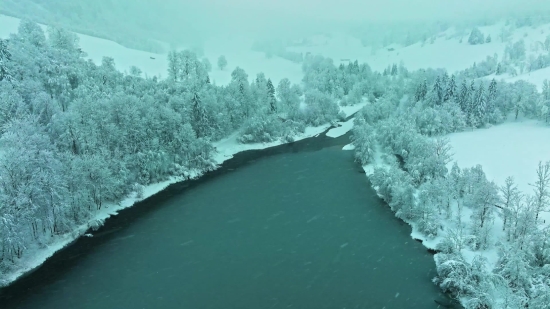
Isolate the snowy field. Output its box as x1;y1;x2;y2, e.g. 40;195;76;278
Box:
447;121;550;194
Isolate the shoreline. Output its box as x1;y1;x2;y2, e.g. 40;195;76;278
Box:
0;103;364;289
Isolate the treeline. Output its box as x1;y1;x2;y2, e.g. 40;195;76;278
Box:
0;20;355;280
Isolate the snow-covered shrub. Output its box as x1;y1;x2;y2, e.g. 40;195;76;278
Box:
133;183;145;199
505;39;526;62
238;114;284;143
302;89;339;126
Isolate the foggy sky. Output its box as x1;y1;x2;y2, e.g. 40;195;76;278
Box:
167;0;550;40
195;0;547;23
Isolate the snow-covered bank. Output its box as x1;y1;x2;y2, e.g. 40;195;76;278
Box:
1;100;367;288
326;118;355;138
214;102;367;163
355;120;550;308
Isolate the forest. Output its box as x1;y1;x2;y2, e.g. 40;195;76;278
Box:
2;18;550;308
0;20;344;279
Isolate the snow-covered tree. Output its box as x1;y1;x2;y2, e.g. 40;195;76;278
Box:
201;57;212;72
468;27;485;45
0;39;12;81
217;55;227;70
499;176;521;232
351;117;375;164
530;161;550;222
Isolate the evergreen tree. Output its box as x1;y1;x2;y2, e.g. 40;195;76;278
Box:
415;79;428;102
192;91;208;137
474;85;486;125
465;81;477;126
0;39;11;81
445;74;457;102
167;51;179;82
391;63;398;76
433;76;444;105
458;80;469;112
267;78;276;113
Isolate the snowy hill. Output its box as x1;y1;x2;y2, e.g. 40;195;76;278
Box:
288;22;550;90
0;14;303;86
2;13;548;89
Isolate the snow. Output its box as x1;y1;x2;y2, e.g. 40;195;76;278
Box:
491;67;550;92
289;22;550;76
0;14;303;86
447;121;550;194
204;36;303;86
342;144;355;151
326;117;354;138
339;101;368;118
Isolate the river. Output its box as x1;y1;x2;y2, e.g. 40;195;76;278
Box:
0;131;450;309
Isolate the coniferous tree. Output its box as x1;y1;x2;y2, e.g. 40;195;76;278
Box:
457;80;469;112
192;91;208;137
433;76;444;105
167;51;179;82
267;78;276;113
474;85;486;125
0;39;11;81
445;74;457;102
415;79;428;102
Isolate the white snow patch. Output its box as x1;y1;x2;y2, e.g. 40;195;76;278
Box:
342;144;355;151
326;118;355;138
490;67;550;92
339;101;368;118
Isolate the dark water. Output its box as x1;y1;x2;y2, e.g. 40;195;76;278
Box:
0;133;449;309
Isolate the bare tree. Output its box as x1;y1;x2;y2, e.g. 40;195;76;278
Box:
530;161;550;222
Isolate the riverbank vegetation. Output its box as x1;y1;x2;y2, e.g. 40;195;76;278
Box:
0;20;351;283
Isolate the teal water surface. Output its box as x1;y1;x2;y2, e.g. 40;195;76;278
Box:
1;137;446;309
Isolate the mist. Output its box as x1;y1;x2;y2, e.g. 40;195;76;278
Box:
172;0;550;38
2;0;550;50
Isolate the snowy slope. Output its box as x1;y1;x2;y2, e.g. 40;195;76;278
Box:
0;14;303;86
489;66;550;91
288;22;550;81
